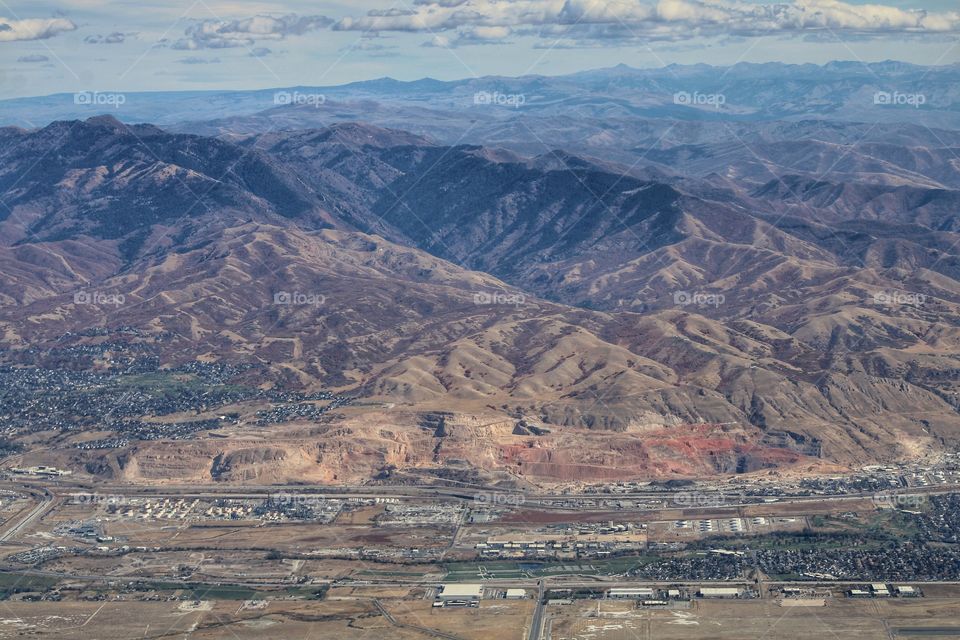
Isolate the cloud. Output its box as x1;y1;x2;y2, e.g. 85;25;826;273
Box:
413;0;470;6
178;56;221;64
17;54;49;62
84;32;128;44
454;25;513;44
0;17;76;42
422;34;452;47
419;25;512;47
147;2;959;55
249;46;272;57
334;0;960;45
172;13;332;50
340;37;400;54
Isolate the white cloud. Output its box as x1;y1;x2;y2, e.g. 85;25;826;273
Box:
172;13;332;50
333;0;960;45
422;34;453;47
0;17;77;42
178;55;221;64
422;24;513;47
84;32;128;44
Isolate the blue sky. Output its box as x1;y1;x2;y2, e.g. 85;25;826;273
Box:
1;0;957;98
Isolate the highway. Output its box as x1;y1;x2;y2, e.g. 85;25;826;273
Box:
527;580;546;640
0;489;54;543
7;477;959;514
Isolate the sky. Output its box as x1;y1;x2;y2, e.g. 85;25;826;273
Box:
0;0;958;98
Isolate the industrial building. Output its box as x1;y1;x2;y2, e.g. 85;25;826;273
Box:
608;588;656;599
697;587;741;598
438;584;483;601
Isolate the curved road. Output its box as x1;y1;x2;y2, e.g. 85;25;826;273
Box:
0;489;53;543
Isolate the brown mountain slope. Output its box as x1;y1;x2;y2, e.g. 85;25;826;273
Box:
3;220;957;483
1;117;959;484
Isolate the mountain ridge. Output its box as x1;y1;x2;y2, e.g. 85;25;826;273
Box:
0;115;958;483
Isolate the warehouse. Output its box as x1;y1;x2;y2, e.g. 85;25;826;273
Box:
608;588;656;599
438;584;484;601
505;589;527;599
697;587;741;598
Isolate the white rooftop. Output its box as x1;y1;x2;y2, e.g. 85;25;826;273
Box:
699;587;740;596
440;584;483;599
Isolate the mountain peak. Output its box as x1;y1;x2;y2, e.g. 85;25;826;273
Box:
85;114;127;131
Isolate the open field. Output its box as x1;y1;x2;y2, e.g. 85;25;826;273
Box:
0;494;457;558
0;595;532;639
0;598;430;640
547;598;960;640
385;598;535;640
4;582;959;640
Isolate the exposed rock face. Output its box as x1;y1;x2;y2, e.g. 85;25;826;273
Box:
418;412;454;437
48;413;828;485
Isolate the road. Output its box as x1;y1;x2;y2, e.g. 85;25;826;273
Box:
527;580;546;640
373;598;466;640
6;477;958;523
10;476;960;505
0;489;53;543
441;507;468;560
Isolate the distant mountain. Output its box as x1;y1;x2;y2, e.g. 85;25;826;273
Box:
2;61;958;132
0;115;324;248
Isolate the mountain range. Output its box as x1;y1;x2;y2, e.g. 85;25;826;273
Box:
1;63;959;485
